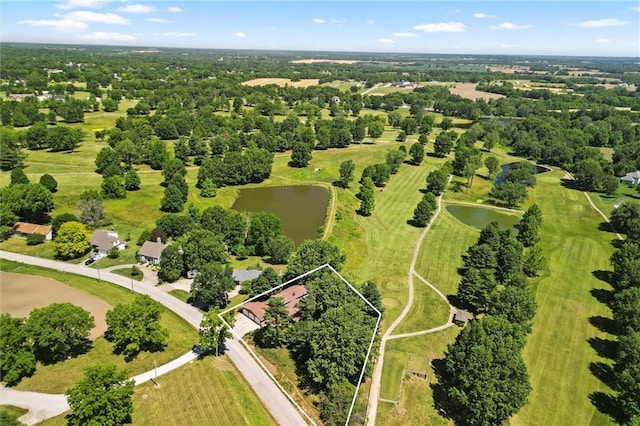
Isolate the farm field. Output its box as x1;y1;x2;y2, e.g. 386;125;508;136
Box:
449;82;505;101
241;78;320;87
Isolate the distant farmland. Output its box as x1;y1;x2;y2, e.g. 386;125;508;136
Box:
449;82;505;101
241;78;319;87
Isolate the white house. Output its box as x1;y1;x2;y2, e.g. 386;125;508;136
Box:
90;230;125;254
620;171;640;186
138;240;167;265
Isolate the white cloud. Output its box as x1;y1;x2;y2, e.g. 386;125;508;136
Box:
163;31;195;37
313;18;327;24
631;6;640;12
366;20;376;25
377;38;395;44
62;11;129;25
234;31;247;38
571;18;627;28
77;31;136;41
168;6;182;13
147;17;170;23
118;4;155;14
473;13;495;19
490;21;532;30
19;18;87;32
393;32;417;38
596;38;612;43
56;0;112;10
413;22;465;33
331;18;347;24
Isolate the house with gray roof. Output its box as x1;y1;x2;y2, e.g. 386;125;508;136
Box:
90;230;125;254
620;170;640;186
138;240;168;265
232;269;262;285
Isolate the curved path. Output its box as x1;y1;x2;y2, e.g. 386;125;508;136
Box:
365;178;453;425
0;251;307;426
443;199;524;214
613;196;629;209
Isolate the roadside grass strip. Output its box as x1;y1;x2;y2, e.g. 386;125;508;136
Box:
220;263;382;426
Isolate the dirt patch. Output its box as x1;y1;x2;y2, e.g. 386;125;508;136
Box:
449;83;505;101
0;272;111;339
241;78;320;88
290;59;360;64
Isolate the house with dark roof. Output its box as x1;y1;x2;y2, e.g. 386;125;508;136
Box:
13;222;53;240
453;309;470;326
242;284;307;326
620;170;640;186
138;240;167;265
90;230;125;254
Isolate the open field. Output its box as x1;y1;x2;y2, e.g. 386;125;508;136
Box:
241;78;320;87
0;260;198;394
291;59;360;64
0;272;111;339
449;82;505;101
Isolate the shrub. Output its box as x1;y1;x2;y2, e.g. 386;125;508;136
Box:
108;247;120;259
26;233;45;245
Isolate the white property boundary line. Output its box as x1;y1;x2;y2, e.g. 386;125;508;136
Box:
219;263;382;426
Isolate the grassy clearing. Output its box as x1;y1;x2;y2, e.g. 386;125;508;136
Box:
0;260;198;394
111;267;144;281
168;289;191;303
392;279;451;335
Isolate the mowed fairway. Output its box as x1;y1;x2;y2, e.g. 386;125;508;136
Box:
512;170;615;426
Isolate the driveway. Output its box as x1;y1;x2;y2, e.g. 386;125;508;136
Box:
0;251;308;426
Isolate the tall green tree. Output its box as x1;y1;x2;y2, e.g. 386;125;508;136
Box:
259;297;291;347
285;240;345;279
246;212;283;257
66;365;134;426
614;332;640;422
54;221;91;259
198;308;234;356
0;183;53;222
357;176;375;217
10;168;29;185
290;141;312;167
409;142;424;165
485;156;500;178
610;242;640;291
426;169;447;195
39;174;57;192
158;245;184;282
385;149;405;174
338;159;355;188
0;314;36;385
26;303;95;364
267;234;295;264
183;229;227;272
190;263;236;309
518;204;542;247
412;199;434;227
105;295;168;360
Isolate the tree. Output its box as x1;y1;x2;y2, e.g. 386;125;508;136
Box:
434;131;455;157
386;149;405;174
573;159;604;192
54;221;91;259
440;316;530;426
51;212;79;237
426;169;447;195
496;234;524;283
367;120;384;140
614;332;640;422
268;234;295;264
412;199;434;227
518;204;542;247
198;308;234;356
290;142;312;167
115;139;140;169
0;128;24;171
490;181;527;208
611;202;640;235
78;197;105;226
95;147;121;174
357;177;375;217
285;239;346;280
488;286;537;334
199;178;217;197
361;163;390;187
158;245;184;282
102;176;126;199
246;212;283;257
160;183;185;212
123;170;140;191
485;156;500;179
0;314;36;385
66;365;134;426
319;379;356;426
440;117;453;130
191;263;236;309
338;159;355;188
611;287;640;334
523;244;545;277
457;267;497;312
106;295;168;359
10;168;29;186
161;158;186;186
249;268;282;298
610;242;640;291
408;142;424;165
0;203;18;240
362;280;384;315
39;174;57;192
26;303;94;364
258;297;291;347
0;183;54;223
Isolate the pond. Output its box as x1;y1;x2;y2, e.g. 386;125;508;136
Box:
231;185;329;246
494;162;551;185
446;205;521;233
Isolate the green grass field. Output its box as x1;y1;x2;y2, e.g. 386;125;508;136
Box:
0;260;198;394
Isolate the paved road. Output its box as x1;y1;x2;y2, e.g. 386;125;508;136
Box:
0;251;308;426
0;387;69;425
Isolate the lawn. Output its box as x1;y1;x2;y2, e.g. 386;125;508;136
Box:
39;356;276;426
0;260;198;394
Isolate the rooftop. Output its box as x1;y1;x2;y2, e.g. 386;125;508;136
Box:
243;284;307;324
14;222;52;236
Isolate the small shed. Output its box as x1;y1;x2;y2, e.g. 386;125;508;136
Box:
138;240;167;265
13;222;53;240
453;310;470;327
620;170;640;186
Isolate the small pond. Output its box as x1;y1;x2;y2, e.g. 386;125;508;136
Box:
446;205;520;233
231;185;329;246
494;162;551;185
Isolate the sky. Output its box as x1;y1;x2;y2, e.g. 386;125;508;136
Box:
1;1;639;57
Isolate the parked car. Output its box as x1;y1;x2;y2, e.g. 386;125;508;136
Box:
84;258;95;265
